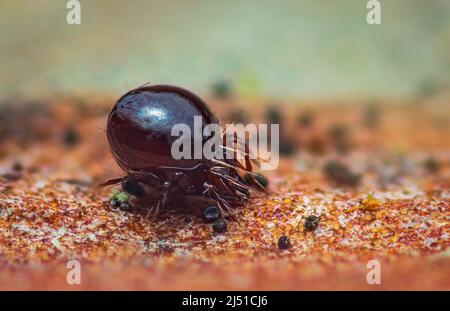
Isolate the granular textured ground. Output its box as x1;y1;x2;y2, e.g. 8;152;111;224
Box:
0;97;448;290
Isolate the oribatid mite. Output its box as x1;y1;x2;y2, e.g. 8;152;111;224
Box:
103;84;265;219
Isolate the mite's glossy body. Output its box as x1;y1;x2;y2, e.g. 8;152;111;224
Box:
104;84;261;218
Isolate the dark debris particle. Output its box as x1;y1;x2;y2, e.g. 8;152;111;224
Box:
1;173;21;182
277;235;291;250
212;218;228;233
424;157;440;173
328;124;349;141
12;162;23;172
156;240;173;252
266;106;283;125
328;124;352;153
211;79;232;98
202;205;221;223
119;202;133;212
62;127;80;147
304;215;320;231
323;160;361;187
110;198;121;208
121;179;145;197
279;140;296;156
57;178;92;187
297;112;313;127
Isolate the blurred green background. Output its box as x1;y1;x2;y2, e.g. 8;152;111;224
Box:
1;0;450;99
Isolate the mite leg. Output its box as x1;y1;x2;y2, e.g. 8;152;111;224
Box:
201;181;236;218
146;181;172;219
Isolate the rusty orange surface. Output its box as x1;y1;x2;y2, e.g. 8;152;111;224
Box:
0;98;448;290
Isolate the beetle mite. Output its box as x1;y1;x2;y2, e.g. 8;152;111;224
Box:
102;84;265;219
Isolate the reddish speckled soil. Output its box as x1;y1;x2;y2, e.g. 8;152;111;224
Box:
0;97;448;290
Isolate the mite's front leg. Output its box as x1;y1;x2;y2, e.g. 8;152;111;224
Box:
143;181;173;219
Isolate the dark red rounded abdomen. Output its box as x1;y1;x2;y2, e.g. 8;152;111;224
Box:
107;85;218;171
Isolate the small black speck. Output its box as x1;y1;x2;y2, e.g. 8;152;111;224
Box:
203;205;221;223
278;235;291;250
212;218;227;233
279;140;296;156
12;162;23;172
211;79;232;98
328;124;352;153
297;112;313;127
110;198;120;208
119;201;133;212
424;157;440;173
62;127;80;147
1;173;21;182
266;107;283;125
323;160;361;187
305;215;320;231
